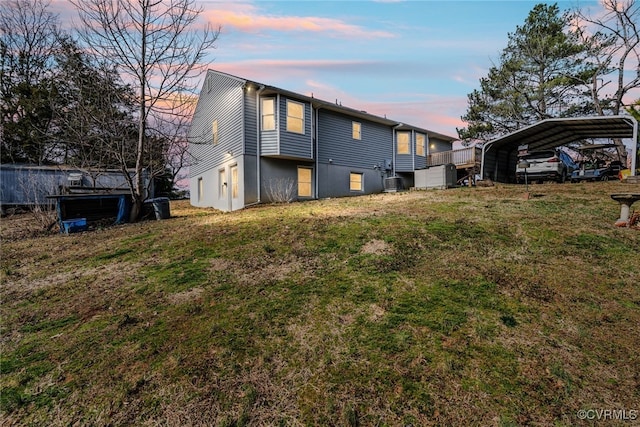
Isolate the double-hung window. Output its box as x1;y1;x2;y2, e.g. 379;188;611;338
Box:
352;122;361;140
286;100;304;134
261;98;275;130
416;133;426;156
397;131;410;154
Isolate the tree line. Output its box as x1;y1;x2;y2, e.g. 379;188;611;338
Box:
458;1;639;163
1;0;219;220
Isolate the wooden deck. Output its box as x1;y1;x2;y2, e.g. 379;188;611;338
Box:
427;146;482;170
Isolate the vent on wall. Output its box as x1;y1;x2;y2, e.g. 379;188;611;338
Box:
384;177;402;192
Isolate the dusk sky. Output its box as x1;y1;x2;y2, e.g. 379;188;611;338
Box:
195;0;607;139
51;0;638;139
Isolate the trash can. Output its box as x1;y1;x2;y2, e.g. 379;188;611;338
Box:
149;197;170;220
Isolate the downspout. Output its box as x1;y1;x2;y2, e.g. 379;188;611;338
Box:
314;104;321;199
392;123;403;177
245;84;265;208
276;93;281;152
411;129;415;172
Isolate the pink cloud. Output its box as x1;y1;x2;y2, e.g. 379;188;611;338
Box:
202;3;394;39
211;59;381;84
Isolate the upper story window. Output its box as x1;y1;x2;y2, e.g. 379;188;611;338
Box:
416;133;426;156
286;100;304;134
261;98;275;131
212;119;219;145
352;122;361;140
397;131;410;154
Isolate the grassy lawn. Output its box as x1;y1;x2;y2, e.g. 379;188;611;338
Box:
1;182;639;426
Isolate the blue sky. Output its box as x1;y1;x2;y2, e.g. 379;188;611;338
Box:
195;0;607;137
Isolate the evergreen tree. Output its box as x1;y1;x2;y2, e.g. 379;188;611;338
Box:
0;0;59;163
458;3;589;143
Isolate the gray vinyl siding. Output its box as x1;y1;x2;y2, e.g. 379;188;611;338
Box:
317;109;393;169
260;128;278;156
273;97;313;159
244;89;258;156
188;71;245;177
429;136;454;154
317;163;386;198
395;156;414;173
414;155;428;170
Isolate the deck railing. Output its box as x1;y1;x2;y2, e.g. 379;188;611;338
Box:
427;146;481;169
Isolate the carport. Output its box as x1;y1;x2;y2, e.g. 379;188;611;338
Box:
480;115;639;183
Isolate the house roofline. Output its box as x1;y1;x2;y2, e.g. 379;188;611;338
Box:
206;68;457;142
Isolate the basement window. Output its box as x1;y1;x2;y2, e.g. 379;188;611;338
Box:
350;172;363;192
298;167;312;197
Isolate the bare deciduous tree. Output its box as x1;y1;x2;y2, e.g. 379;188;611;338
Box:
571;0;640;162
71;0;220;220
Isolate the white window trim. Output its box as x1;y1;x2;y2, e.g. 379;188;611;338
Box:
261;98;276;131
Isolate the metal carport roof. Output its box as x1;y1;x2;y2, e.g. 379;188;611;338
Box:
480;115;639;183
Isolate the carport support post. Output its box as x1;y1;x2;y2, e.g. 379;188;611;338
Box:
632;117;638;176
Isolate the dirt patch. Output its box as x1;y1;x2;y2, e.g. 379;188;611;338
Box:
168;287;205;305
361;239;392;255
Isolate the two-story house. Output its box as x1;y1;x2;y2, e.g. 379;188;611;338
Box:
188;69;456;212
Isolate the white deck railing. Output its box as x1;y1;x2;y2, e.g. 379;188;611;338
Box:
428;147;481;168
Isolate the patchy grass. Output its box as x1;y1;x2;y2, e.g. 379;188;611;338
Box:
1;182;639;426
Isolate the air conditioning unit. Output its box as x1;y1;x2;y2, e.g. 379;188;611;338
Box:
384;176;402;192
414;164;457;189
